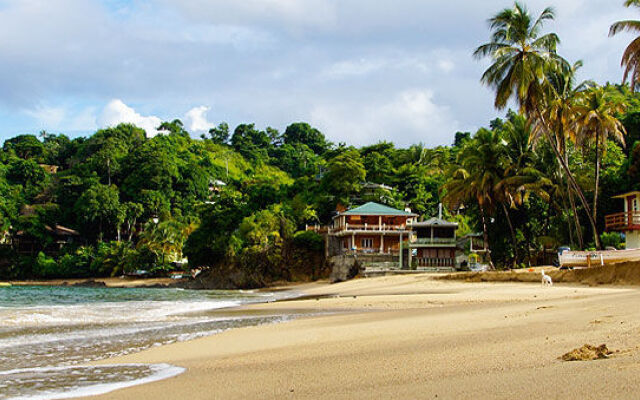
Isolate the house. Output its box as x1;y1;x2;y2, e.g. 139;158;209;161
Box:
38;164;59;174
328;202;417;256
605;191;640;249
408;217;458;268
14;224;80;256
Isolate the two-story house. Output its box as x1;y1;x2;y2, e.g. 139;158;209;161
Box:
329;202;416;255
408;217;458;268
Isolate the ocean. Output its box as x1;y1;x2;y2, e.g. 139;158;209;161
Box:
0;285;295;399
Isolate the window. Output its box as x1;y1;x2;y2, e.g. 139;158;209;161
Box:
361;238;373;248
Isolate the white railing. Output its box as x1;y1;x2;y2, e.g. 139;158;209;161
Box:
559;249;640;267
333;223;408;232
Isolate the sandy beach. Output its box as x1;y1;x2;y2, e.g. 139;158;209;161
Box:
67;273;640;399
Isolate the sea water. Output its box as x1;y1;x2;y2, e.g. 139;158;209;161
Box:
0;285;294;399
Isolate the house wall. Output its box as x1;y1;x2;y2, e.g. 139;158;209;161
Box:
417;248;455;259
341;235;400;252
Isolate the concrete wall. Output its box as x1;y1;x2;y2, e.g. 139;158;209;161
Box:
627;231;640;249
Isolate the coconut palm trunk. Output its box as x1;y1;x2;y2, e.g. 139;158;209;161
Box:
593;133;601;224
501;202;518;268
479;205;494;270
536;111;602;249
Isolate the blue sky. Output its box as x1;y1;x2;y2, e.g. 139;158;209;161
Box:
0;0;635;146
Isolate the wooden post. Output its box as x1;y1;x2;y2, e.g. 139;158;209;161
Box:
379;216;382;230
380;235;384;254
352;232;356;252
408;242;413;269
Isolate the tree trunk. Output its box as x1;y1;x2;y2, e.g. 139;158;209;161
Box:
479;205;494;270
567;182;584;249
593;133;601;234
501;202;518;269
537;116;601;249
562;192;575;247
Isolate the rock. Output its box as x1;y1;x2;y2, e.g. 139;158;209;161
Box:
72;279;107;288
560;344;612;361
176;266;265;290
328;255;362;283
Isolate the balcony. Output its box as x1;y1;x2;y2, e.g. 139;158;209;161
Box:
331;224;409;234
605;211;640;231
411;237;457;246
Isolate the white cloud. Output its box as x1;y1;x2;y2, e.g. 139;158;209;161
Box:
184;106;213;133
160;0;337;30
23;106;66;129
310;89;460;147
323;59;387;78
97;99;163;137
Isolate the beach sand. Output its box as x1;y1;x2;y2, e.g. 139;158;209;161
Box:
80;274;640;399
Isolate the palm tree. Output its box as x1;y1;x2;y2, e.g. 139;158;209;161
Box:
610;0;640;91
473;2;565;112
443;129;506;269
475;2;602;249
533;61;594;248
572;87;627;225
497;113;553;267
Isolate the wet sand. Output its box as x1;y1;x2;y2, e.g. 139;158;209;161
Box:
80;274;640;399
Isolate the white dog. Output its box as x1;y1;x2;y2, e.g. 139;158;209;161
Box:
541;269;553;286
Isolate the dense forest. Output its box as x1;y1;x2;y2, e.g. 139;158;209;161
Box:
2;1;640;281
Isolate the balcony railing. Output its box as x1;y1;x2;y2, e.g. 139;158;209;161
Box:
605;211;640;230
412;237;457;245
331;224;409;233
415;257;454;267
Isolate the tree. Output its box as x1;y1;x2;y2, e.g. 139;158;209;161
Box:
443;128;506;269
208;122;230;145
231;124;271;163
533;61;594;248
474;2;602;248
572;86;627;224
158;119;189;136
74;183;122;241
3;135;44;160
282;123;330;155
610;0;640;91
321;150;366;204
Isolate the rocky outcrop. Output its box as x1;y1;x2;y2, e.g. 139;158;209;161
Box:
71;279;107;288
328;255;362;283
176;266;266;290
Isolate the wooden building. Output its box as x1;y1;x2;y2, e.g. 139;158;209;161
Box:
328;202;416;255
605;191;640;249
408;217;458;267
14;225;80;256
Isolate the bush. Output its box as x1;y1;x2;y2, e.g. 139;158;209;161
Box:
601;232;624;250
33;252;59;278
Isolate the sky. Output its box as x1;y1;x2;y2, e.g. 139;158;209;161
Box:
0;0;635;146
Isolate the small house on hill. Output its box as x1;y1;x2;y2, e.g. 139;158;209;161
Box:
14;224;80;256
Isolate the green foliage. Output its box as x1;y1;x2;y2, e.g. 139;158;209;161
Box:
322;149;366;204
600;232;624;250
